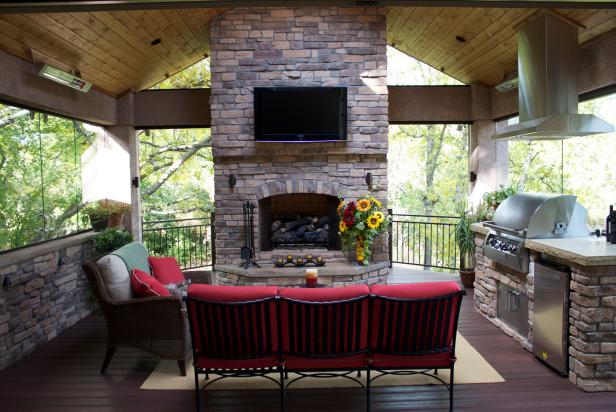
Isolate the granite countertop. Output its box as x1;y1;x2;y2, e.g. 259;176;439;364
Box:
471;221;616;266
524;237;616;267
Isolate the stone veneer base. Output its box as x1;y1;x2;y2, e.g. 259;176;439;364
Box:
474;230;616;392
214;261;389;287
0;233;97;371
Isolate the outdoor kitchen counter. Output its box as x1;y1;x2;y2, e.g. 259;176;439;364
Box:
470;223;616;266
524;237;616;267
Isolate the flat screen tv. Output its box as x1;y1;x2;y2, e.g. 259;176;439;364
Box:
254;87;347;142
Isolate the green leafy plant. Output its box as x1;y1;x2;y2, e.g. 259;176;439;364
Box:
83;200;131;231
94;228;133;255
483;184;518;212
454;210;478;270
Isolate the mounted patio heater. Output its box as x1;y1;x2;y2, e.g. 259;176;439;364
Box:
38;64;92;93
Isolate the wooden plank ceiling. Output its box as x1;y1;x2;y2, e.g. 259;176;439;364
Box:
387;7;616;86
0;7;614;96
0;8;225;96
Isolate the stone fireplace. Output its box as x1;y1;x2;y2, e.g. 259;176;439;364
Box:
209;7;389;285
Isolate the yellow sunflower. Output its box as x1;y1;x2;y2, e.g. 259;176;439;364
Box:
367;214;380;229
339;221;347;233
370;196;382;209
337;201;345;216
357;198;371;212
374;211;384;223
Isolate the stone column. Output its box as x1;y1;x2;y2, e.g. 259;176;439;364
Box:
469;83;509;210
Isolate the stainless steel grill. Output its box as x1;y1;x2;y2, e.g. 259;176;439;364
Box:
483;193;588;273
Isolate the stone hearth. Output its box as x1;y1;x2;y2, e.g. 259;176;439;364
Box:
209;7;390;285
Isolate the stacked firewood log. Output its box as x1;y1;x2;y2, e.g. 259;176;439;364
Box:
270;215;330;245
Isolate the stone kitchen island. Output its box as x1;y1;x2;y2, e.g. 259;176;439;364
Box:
472;222;616;392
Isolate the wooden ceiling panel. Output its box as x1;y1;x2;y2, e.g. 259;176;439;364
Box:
387;7;616;86
0;6;614;96
0;8;225;95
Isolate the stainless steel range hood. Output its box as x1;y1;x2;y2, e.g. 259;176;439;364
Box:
492;13;614;141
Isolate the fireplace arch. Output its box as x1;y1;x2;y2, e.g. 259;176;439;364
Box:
255;179;343;252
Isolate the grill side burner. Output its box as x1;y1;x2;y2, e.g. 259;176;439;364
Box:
483;193;589;273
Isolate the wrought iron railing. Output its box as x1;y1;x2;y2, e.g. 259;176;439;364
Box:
389;213;460;271
142;216;214;270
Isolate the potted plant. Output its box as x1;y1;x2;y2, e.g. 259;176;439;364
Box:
455;210;477;288
93;228;133;255
83;199;131;231
482;184;518;217
337;196;390;265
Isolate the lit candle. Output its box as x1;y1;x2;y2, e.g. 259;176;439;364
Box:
287;255;293;262
296;257;304;266
306;268;318;287
306;254;313;260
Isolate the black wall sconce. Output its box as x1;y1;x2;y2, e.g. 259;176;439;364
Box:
132;176;139;188
228;175;237;188
469;171;477;183
365;172;372;189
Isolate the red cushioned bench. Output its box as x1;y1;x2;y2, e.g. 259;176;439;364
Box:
186;282;465;412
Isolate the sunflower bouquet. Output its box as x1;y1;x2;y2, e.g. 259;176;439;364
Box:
337;195;389;265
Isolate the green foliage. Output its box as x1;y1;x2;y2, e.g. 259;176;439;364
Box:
139;128;214;222
0;105;95;251
94;228;133;255
454;210;477;270
83;200;130;219
151;58;211;89
388;123;469;216
483;184;518;212
509;93;616;225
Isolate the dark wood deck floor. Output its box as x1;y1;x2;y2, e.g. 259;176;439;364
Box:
1;289;615;412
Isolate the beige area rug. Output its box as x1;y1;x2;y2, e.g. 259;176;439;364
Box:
141;333;504;390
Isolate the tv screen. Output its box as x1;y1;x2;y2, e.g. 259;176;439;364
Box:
254;87;347;142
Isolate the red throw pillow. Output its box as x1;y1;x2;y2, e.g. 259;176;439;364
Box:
131;269;171;297
148;256;186;285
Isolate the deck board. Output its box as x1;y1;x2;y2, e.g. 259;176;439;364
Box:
1;288;616;411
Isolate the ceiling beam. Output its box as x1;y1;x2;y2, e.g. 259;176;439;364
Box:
1;1;615;13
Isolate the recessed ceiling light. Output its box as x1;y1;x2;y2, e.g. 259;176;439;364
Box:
151;38;162;46
455;35;467;43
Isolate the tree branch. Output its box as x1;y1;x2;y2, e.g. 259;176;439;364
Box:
142;136;211;198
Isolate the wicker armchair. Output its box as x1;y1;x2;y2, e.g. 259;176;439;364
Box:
82;261;192;376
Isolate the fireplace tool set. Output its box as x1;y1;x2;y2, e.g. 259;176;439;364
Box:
240;201;260;269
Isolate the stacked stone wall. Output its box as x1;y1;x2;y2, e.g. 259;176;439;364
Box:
210;7;389;265
0;236;96;371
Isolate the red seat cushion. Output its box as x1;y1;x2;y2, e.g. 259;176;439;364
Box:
278;284;370;302
131;269;171;297
370;281;461;299
371;352;455;369
188;284;278;302
148;256;185;285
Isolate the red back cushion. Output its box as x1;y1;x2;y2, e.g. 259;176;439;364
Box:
188;284;278;302
278;284;370;302
148;256;185;285
131;269;171;297
279;285;371;356
370;281;461;299
187;284;280;357
369;282;463;353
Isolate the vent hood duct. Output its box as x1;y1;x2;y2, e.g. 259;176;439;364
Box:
492;13;614;141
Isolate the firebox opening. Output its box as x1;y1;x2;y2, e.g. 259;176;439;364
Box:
259;193;340;251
